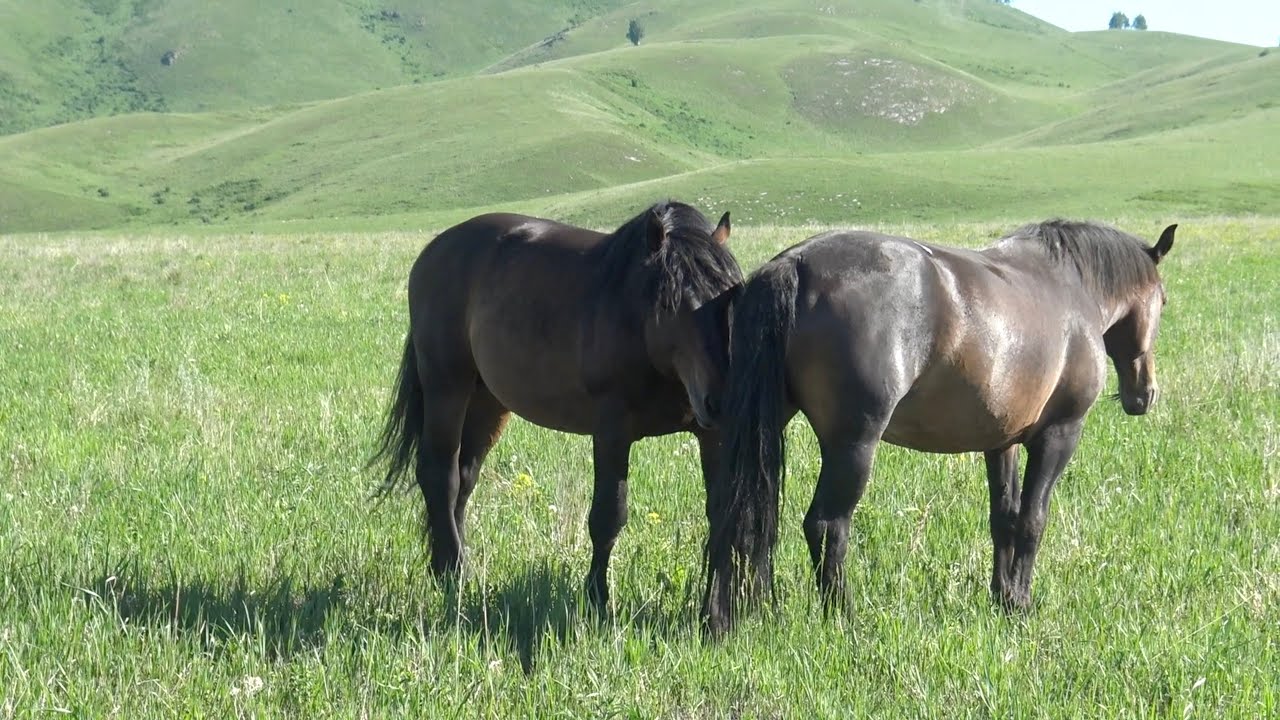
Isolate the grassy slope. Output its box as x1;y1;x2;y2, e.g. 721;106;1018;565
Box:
0;0;627;133
0;0;1275;233
1009;48;1280;145
1;221;1275;716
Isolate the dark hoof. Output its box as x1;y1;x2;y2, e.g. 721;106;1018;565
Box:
429;553;463;579
817;576;851;617
994;587;1032;614
700;570;737;640
700;596;733;641
430;567;463;602
700;614;730;642
583;575;610;612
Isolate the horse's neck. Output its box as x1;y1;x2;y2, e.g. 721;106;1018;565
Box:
588;243;648;302
1071;266;1141;333
983;243;1114;331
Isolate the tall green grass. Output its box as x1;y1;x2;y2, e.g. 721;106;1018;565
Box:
1;219;1275;717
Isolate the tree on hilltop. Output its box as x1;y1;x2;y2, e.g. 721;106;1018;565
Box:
1108;12;1130;30
1132;14;1148;30
627;19;645;46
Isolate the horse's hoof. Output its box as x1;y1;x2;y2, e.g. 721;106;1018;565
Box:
819;591;850;616
583;577;610;613
700;614;730;642
994;588;1031;614
429;555;463;579
699;597;733;641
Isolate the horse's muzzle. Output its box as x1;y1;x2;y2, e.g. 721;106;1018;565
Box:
1121;386;1159;416
692;393;719;429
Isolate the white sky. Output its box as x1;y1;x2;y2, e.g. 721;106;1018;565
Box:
1012;0;1280;47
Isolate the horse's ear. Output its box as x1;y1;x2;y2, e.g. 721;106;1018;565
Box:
711;212;731;245
648;208;667;252
1149;224;1176;264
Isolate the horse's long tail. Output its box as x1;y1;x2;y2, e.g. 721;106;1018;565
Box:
369;333;423;495
703;259;798;635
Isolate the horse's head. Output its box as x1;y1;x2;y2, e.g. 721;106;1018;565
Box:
1103;224;1176;415
634;204;741;428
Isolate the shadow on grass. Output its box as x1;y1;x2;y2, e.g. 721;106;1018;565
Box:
82;568;345;660
77;559;697;671
433;560;700;673
436;560;584;673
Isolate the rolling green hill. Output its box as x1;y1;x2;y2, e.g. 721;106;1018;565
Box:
0;0;628;134
0;0;1276;233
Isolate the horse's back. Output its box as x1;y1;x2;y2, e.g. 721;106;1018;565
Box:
776;230;1102;452
409;212;604;302
414;213;599;269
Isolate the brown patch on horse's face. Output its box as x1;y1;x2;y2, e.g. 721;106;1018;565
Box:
1106;224;1175;416
1105;281;1167;416
647;284;737;429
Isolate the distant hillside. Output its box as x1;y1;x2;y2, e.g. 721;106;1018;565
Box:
0;0;628;135
1;0;1276;233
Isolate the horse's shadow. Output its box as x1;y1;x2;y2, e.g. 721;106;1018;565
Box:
435;561;584;673
84;561;692;673
431;560;695;673
84;569;346;660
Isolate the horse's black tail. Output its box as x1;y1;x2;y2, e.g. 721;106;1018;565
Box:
703;259;798;636
368;333;423;496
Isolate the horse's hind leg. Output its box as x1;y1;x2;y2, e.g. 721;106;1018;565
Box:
413;352;475;577
1003;419;1084;611
454;385;510;546
984;446;1021;603
803;426;883;609
793;339;893;612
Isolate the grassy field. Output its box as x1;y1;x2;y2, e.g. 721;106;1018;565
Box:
1;218;1276;717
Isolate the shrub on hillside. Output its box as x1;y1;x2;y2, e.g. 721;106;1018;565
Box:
627;19;644;46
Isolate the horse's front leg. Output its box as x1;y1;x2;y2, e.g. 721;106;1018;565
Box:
1002;419;1084;611
984;445;1021;604
584;414;634;610
694;428;723;522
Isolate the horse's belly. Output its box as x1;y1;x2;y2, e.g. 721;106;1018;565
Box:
470;336;598;435
884;402;1025;452
883;367;1052;452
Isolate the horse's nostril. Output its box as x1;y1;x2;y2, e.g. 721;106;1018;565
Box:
1127;391;1152;415
705;395;719;417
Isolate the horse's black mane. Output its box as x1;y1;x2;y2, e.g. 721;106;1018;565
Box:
594;200;742;311
1005;219;1160;300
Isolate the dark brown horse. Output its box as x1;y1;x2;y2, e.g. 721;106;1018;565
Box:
372;201;741;607
703;220;1176;634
